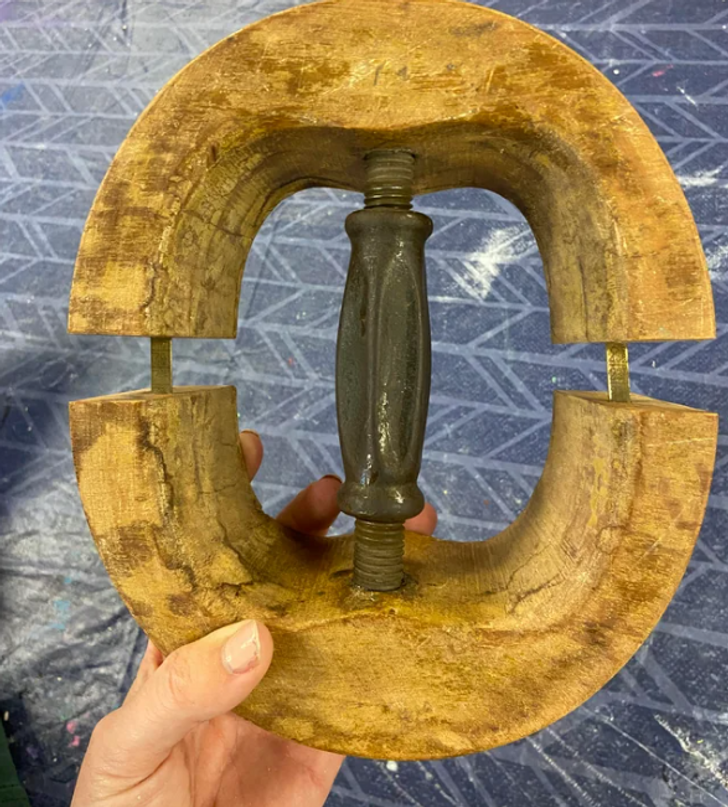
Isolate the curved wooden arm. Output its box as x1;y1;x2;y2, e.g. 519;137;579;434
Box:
70;387;716;758
68;0;713;344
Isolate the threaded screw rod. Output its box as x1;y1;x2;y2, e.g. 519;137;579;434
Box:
353;520;405;591
348;149;418;592
363;149;415;210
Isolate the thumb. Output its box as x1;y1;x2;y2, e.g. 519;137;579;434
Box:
93;620;273;780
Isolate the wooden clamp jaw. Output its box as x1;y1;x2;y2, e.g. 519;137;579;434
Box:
68;0;717;760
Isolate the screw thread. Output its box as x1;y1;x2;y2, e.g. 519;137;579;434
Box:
350;148;415;592
353;520;404;591
364;150;415;210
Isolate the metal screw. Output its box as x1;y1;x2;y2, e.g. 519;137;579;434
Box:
363;149;415;210
151;337;173;394
353;519;405;591
350;149;417;592
606;342;630;402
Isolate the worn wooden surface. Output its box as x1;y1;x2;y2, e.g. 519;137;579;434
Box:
67;0;718;760
67;0;714;344
69;388;717;758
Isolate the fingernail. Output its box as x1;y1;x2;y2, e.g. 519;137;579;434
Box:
241;429;260;439
322;474;342;484
222;620;260;675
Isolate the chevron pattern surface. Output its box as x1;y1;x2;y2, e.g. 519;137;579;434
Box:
1;0;728;804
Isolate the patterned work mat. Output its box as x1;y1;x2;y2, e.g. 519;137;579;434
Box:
1;0;728;804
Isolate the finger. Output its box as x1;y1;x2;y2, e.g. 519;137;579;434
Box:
92;620;273;780
277;475;342;537
405;502;437;536
239;429;263;480
124;640;163;703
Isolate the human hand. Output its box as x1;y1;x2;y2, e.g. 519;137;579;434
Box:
72;429;437;807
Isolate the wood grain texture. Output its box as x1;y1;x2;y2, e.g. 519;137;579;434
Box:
69;387;717;759
67;0;714;344
68;0;717;760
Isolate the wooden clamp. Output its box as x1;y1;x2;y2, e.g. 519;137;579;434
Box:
68;0;717;760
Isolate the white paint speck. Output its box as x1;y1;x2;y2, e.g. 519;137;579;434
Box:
677;85;698;107
706;244;728;281
385;760;399;772
465;226;522;298
655;716;728;789
677;167;721;187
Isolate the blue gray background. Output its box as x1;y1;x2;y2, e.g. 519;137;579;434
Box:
1;0;728;804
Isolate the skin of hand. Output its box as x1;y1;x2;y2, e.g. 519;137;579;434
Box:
72;429;437;807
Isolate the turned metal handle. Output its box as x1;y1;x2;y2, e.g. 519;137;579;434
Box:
336;151;432;590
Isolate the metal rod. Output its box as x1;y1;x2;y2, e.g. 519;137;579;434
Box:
363;149;415;210
353;520;405;591
606;342;630;402
342;148;425;592
151;337;173;394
